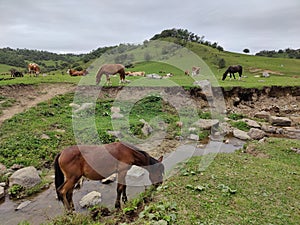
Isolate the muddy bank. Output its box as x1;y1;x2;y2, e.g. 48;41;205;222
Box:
75;85;300;118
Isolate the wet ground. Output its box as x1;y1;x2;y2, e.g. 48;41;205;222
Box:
0;140;244;225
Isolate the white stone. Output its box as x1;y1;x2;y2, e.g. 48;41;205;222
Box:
79;191;102;208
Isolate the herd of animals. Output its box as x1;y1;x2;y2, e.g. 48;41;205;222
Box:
7;62;243;84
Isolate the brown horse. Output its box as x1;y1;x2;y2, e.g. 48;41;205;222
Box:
67;69;88;76
96;64;127;85
54;142;164;211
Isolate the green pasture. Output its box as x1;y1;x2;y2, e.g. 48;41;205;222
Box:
1;40;300;88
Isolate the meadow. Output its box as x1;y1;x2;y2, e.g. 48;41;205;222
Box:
0;40;299;224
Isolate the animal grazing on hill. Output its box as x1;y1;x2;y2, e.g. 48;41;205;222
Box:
10;68;23;77
222;65;243;81
67;69;88;76
54;142;164;211
96;64;128;85
192;66;201;76
28;63;40;77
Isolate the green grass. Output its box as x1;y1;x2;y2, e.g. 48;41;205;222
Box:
133;138;300;225
1;40;300;88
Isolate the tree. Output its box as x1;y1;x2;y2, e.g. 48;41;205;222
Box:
243;48;250;54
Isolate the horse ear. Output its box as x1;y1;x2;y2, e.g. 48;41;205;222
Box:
158;156;163;162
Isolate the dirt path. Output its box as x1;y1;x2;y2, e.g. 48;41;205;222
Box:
0;83;76;125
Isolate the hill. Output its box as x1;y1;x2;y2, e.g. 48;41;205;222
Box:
0;28;300;88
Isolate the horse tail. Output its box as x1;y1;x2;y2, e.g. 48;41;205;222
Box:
54;153;64;201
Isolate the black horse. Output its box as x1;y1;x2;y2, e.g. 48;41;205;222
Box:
222;65;243;81
10;68;24;77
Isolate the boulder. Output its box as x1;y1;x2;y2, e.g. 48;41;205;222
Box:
248;128;266;140
261;124;277;134
269;116;292;127
127;166;145;178
241;119;261;129
254;111;270;120
9;166;41;189
79;191;102;208
233;129;251;140
193;119;219;130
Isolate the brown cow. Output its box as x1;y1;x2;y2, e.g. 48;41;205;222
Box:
28;63;40;77
67;69;88;76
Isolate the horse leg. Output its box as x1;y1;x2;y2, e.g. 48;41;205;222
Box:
58;177;77;211
115;169;128;208
122;186;128;204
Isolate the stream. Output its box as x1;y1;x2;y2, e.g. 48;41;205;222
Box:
0;140;244;225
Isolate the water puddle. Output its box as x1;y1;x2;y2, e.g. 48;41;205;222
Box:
0;140;244;225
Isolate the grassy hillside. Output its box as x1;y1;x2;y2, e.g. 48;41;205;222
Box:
1;40;300;88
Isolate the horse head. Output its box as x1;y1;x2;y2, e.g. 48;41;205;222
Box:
148;156;164;187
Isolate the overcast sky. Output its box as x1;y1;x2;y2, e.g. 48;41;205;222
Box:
0;0;299;54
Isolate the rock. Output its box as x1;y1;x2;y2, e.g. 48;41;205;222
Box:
0;186;5;200
233;129;251;140
9;166;41;189
74;103;94;113
269;116;292;127
218;122;233;136
146;74;162;79
79;191;102;208
127;166;145;178
0;182;6;187
0;163;6;176
247;128;266;140
254;111;270;120
290;116;300;125
193;119;219;130
188;134;199;141
111;112;124;119
101;173;117;184
111;107;120;113
140;119;153;136
40;134;51;140
10;164;23;171
261;124;277;134
241;119;261;128
16;200;32;211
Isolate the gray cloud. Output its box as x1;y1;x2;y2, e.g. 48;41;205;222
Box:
0;0;299;53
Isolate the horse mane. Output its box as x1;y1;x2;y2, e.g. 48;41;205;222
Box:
120;141;157;165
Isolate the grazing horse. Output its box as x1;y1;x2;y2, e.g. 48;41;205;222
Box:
54;142;164;211
222;65;243;81
96;64;127;85
28;63;40;77
67;69;88;76
10;68;23;77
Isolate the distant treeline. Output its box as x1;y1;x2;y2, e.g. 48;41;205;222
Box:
0;46;115;72
150;28;224;51
256;48;300;59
